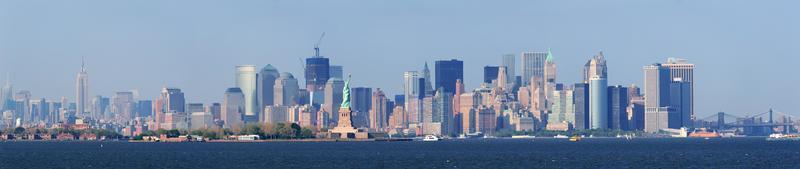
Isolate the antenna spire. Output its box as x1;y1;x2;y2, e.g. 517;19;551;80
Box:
81;56;86;72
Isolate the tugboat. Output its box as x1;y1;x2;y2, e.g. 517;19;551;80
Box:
423;135;440;142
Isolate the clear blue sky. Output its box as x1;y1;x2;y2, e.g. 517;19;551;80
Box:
1;0;798;118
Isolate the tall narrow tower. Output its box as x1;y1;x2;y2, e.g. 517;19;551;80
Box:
76;57;90;117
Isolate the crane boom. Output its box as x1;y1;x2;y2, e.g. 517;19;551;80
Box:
314;32;326;57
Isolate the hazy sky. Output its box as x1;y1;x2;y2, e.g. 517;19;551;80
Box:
1;0;798;118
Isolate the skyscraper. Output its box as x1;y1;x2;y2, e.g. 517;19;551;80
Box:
305;57;330;92
161;88;185;113
76;58;89;117
643;64;672;132
483;66;499;84
587;52;608;129
274;72;299;106
496;66;508;90
434;59;464;94
137;100;152;118
236;65;258;123
257;64;279;116
0;75;12;111
112;92;135;121
543;49;557;102
351;87;372;128
422;62;434;95
222;87;244;128
323;78;344;121
608;85;629;130
369;88;388;130
329;65;343;79
573;83;590;130
502;54;515;86
403;71;421;116
662;58;694;128
521;51;547;86
670;78;691;128
91;95;109;120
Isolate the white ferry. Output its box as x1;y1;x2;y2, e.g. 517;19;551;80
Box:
423;135;440;142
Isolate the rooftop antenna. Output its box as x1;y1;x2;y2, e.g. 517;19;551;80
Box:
81;56;86;72
314;32;326;58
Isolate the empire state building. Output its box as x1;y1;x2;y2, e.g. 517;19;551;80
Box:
76;58;89;118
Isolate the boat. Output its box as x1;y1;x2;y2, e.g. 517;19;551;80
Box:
554;134;568;139
767;134;800;141
569;136;581;142
457;134;467;139
483;135;497;139
423;135;440;142
688;128;721;138
511;135;536;139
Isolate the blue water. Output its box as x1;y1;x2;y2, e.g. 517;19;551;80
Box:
0;138;797;169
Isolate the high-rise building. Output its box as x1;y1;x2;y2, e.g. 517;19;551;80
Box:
434;59;464;94
521;51;547;86
369;88;388;130
496;66;508;90
573;83;590;130
663;58;694;127
670;78;691;129
112;92;135;121
236;65;258;122
76;58;89;117
257;64;279;116
274;72;299;106
351;87;372;128
186;103;204;113
587;52;608;129
427;89;452;136
305;57;330;92
543;49;557;102
91;95;109;120
403;71;421;120
0;75;12;111
644;64;672;132
323;78;344;120
160;88;185;113
206;103;221;121
502;54;515;86
608;85;629;130
483;66;499;84
422;63;434;95
137;100;152;118
329;65;343;79
549;88;574;124
222;88;244;129
628;98;645;130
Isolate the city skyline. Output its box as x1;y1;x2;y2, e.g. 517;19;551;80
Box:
2;1;799;117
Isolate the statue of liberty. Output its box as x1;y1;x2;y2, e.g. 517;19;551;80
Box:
340;74;351;108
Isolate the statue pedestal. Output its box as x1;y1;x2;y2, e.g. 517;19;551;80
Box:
329;107;367;139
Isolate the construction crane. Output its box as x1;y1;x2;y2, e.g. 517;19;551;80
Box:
314;32;326;57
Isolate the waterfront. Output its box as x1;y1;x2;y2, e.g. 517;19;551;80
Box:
0;138;798;169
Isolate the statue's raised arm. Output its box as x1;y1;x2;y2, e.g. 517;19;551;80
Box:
340;74;351;108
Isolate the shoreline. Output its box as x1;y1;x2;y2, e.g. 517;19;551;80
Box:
0;136;768;143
